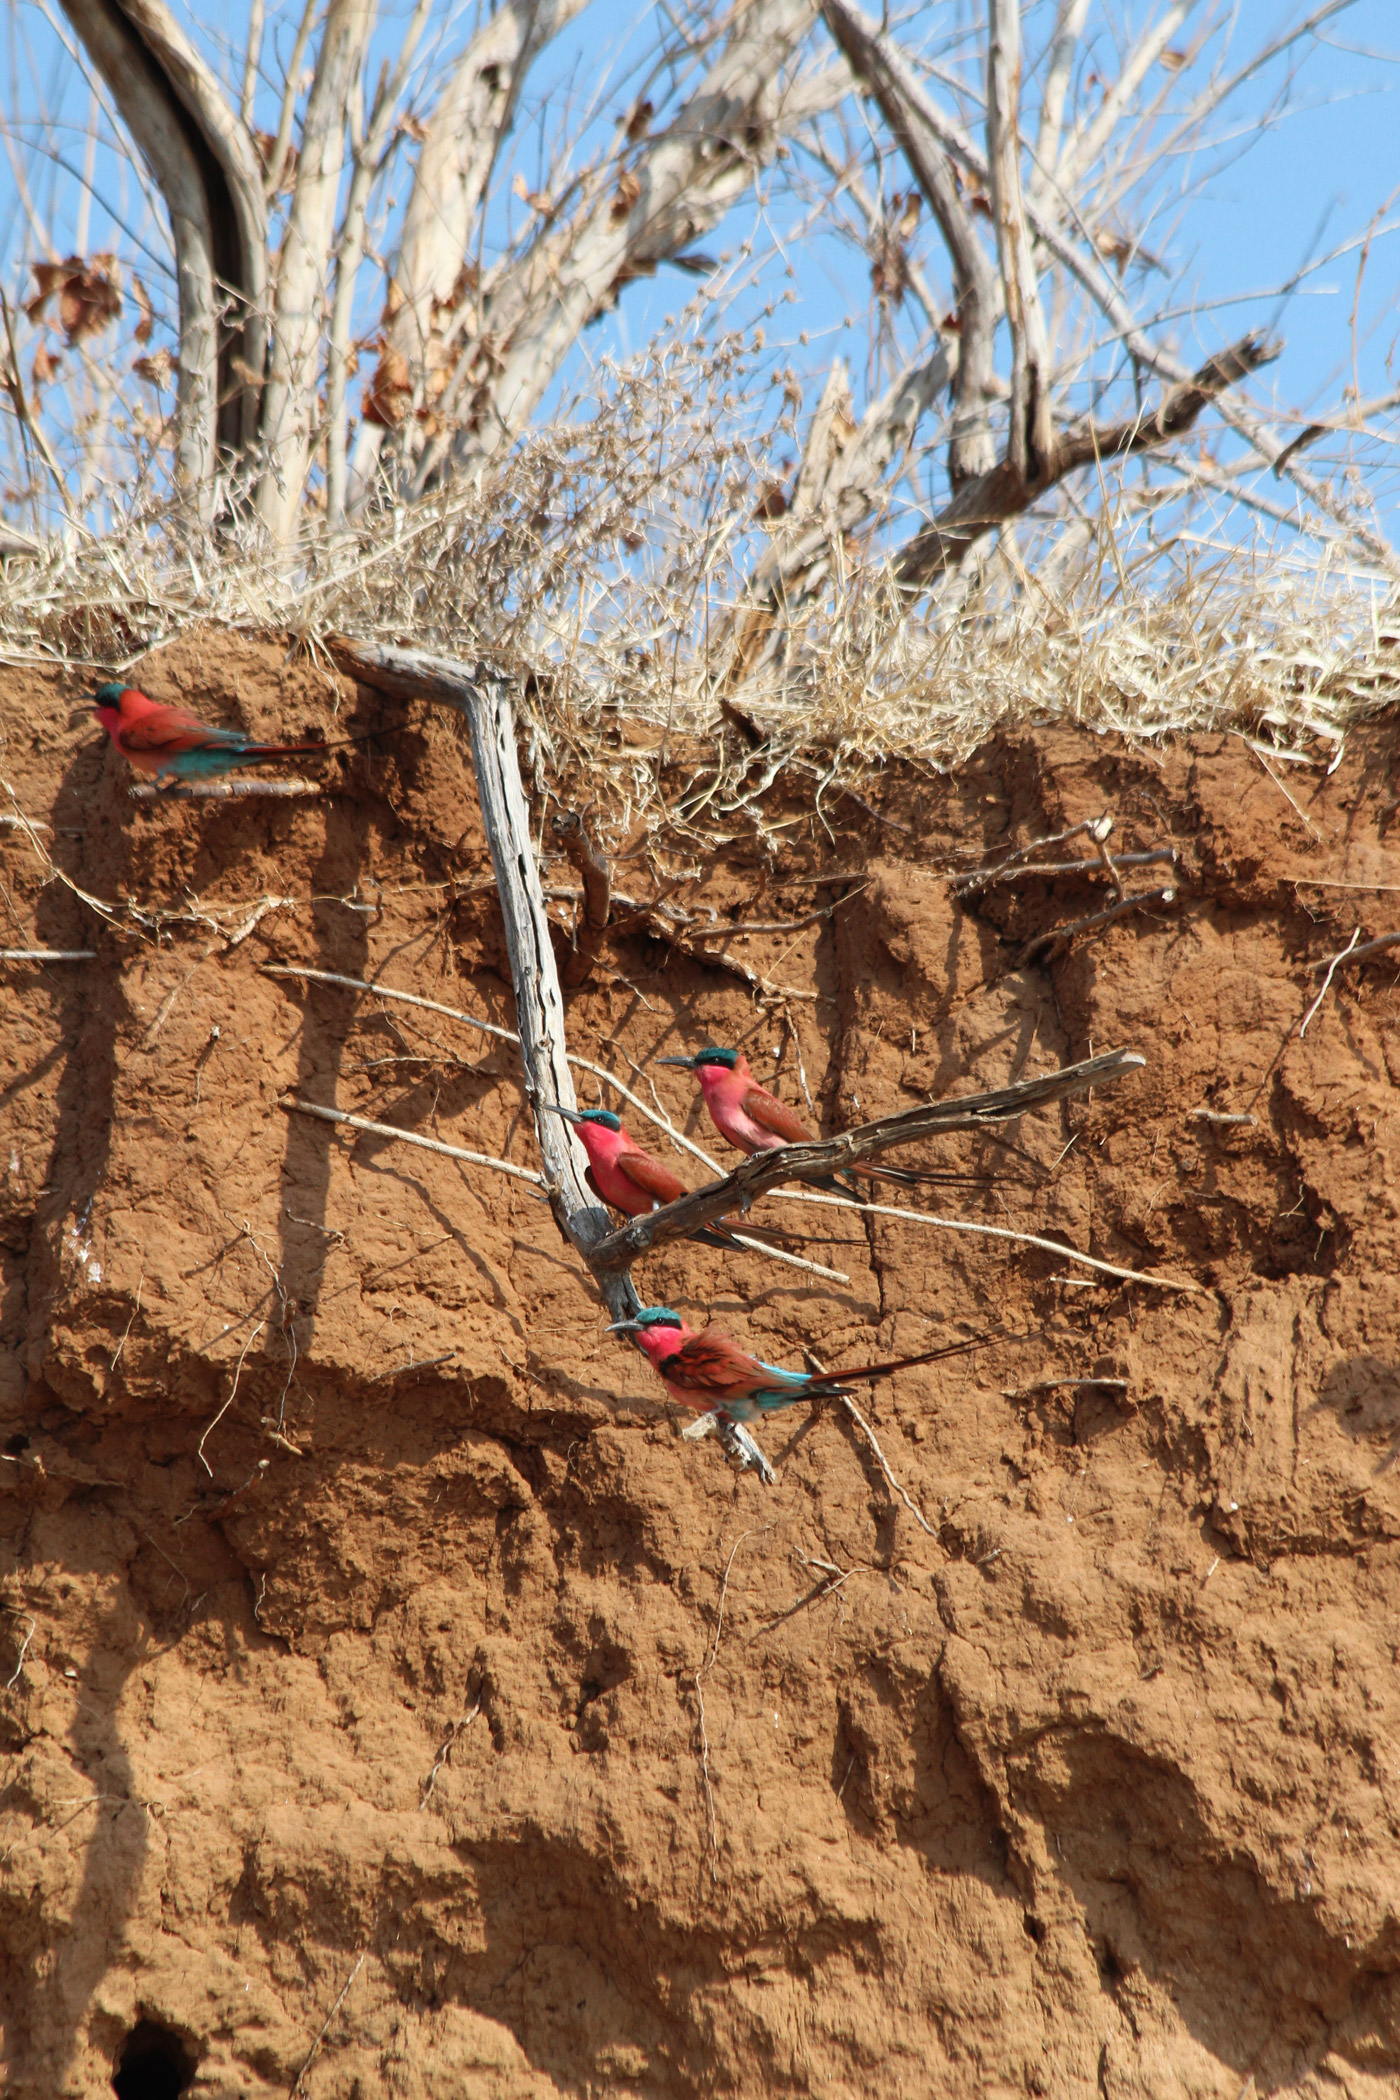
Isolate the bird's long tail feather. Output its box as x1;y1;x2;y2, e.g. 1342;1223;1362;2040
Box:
811;1328;1007;1391
246;728;385;756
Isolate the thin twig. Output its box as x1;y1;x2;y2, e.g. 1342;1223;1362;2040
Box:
263;965;520;1046
1019;885;1176;965
288;1950;367;2100
806;1343;939;1536
279;1098;546;1186
768;1188;1198;1292
0;948;95;961
1003;1377;1128;1397
842;1394;938;1536
757;1549;875;1633
1313;928;1400;970
129;779;323;802
419;1701;481;1807
197;1319;267;1475
951;848;1176;891
688;1526;772;1882
4;1616;36;1692
1299;927;1361;1037
691;1673;718;1882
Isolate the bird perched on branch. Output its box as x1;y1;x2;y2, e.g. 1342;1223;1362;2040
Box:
656;1045;981;1194
607;1305;966;1424
92;682;331;786
545;1104;790;1253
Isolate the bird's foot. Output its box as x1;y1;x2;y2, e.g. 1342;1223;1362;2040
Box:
722;1414;776;1484
680;1408;776;1484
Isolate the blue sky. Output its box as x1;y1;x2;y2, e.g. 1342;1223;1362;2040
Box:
1;0;1396;546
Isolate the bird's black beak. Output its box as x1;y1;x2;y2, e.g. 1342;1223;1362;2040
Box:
543;1102;584;1124
605;1317;643;1335
655;1055;696;1069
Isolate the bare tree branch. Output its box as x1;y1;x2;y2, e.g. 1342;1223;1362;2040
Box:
1051;1;1194;202
256;0;374;543
241;0;264;132
589;1048;1147;1270
1031;0;1090;193
325;0;434;528
725;339;950;682
348;0;595;511
895;330;1279;585
822;0;998;486
986;0;1055;483
417;0;822;492
819;0;1396;576
262;0;318;202
57;0;268;491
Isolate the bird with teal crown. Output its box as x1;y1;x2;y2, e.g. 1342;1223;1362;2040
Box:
607;1305;962;1425
656;1045;984;1194
93;682;330;786
545;1103;791;1252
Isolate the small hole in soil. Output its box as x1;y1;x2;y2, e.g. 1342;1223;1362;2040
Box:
1096;1940;1125;1989
4;1433;28;1456
111;2020;196;2100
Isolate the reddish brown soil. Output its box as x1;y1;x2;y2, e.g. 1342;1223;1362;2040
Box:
3;634;1400;2100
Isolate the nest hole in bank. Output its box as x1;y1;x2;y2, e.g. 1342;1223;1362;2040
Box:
111;2020;198;2100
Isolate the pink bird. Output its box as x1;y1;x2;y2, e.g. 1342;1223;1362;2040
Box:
656;1046;981;1193
544;1105;788;1252
606;1305;969;1424
92;682;329;786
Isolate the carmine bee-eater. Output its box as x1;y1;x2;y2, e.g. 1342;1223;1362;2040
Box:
544;1104;790;1253
92;682;330;786
656;1045;980;1194
606;1305;965;1424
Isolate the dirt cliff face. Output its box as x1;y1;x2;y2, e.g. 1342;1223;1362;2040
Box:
2;635;1399;2100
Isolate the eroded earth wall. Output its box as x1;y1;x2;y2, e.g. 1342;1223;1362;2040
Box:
2;636;1399;2098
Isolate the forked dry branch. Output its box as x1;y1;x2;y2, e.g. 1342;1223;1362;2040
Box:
588;1048;1146;1269
329;634;1155;1474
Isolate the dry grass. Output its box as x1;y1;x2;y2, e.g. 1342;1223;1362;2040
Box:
1;331;1394;831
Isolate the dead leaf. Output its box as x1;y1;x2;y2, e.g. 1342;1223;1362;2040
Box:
754;481;789;521
513;172;553;213
1159;47;1188;72
431;262;479;323
31;345;62;395
26;255;123;343
132;348;175;388
894;191;921;242
611;169;642;221
254;131;299;192
361;339;412;429
401;112;429;143
132;274;155;345
625;100;653;143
